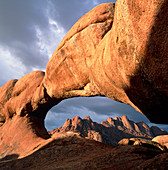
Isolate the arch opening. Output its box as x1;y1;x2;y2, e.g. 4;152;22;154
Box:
44;96;168;132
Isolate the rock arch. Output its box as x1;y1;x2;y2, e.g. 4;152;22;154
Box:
0;0;168;158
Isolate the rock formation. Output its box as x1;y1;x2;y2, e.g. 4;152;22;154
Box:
90;0;168;123
118;138;167;151
50;115;168;146
152;135;168;149
0;3;116;158
0;0;168;164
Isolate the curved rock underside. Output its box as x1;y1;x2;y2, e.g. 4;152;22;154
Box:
0;0;168;158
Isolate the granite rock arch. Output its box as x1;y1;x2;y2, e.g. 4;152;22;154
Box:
0;0;167;158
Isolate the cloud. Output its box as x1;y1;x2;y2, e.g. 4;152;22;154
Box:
0;0;66;85
49;97;149;121
35;18;66;60
0;46;26;86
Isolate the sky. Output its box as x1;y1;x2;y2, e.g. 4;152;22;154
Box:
0;0;168;132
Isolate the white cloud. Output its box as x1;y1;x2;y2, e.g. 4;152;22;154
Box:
35;17;66;61
93;0;99;6
0;46;26;85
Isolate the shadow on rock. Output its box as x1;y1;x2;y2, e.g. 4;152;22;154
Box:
0;154;19;162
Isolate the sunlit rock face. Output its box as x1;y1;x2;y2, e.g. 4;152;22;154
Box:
43;3;115;99
90;0;168;123
0;0;168;159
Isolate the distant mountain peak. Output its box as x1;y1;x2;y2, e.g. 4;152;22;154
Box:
50;115;168;146
83;116;93;122
71;116;82;121
121;115;128;119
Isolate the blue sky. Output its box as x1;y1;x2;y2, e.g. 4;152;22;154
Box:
0;0;167;131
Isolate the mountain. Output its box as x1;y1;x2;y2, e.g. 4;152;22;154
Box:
50;115;168;146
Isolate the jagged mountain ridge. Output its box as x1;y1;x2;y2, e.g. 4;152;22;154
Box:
50;115;168;146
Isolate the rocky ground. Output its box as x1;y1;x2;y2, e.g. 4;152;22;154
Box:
0;116;168;169
0;133;168;170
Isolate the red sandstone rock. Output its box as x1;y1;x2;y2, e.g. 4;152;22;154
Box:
4;71;45;119
0;71;50;159
43;3;115;99
0;115;47;159
90;0;168;123
0;79;17;122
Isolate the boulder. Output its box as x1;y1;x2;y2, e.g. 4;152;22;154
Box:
118;138;130;145
152;135;168;149
0;71;51;159
118;138;167;152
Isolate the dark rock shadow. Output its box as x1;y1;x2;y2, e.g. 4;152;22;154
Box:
124;1;168;124
0;154;19;162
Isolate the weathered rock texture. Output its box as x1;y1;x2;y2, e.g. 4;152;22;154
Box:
43;3;115;100
50;115;168;146
0;71;52;159
90;0;168;123
0;0;168;163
